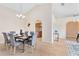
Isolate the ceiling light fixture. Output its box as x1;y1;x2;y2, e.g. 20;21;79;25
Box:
16;3;25;19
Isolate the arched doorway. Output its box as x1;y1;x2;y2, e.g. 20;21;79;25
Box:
66;21;79;40
35;20;42;42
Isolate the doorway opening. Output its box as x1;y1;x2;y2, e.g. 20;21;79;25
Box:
35;20;42;43
66;21;79;41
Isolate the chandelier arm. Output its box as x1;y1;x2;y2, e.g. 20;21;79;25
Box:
16;3;25;19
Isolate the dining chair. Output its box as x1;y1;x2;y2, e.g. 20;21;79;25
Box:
25;31;28;37
24;32;34;46
2;32;11;47
10;31;16;35
30;32;34;36
24;31;29;43
31;33;36;47
28;32;36;54
8;33;23;54
24;31;36;52
27;32;34;46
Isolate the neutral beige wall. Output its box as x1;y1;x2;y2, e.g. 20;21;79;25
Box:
24;4;53;43
0;4;53;44
54;16;79;39
0;5;26;43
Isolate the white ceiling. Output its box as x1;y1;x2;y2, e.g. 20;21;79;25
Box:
0;3;41;13
53;3;79;18
0;3;79;18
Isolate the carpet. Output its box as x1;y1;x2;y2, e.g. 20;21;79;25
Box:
65;40;79;56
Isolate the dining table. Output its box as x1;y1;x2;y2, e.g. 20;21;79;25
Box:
14;34;29;52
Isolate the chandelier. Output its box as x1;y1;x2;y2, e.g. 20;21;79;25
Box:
16;3;25;19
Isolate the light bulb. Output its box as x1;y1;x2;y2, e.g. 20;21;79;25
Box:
16;14;20;18
19;14;22;17
16;14;19;17
16;14;25;19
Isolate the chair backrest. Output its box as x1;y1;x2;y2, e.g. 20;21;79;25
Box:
30;32;34;37
25;31;28;37
31;33;36;46
2;32;9;44
8;33;15;45
10;31;16;34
